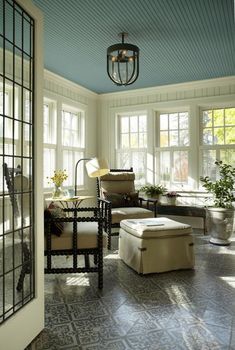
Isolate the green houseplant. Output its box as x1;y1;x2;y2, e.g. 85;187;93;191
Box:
200;160;235;245
140;184;166;201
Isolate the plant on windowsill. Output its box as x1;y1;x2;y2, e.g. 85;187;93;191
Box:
200;160;235;246
140;184;167;202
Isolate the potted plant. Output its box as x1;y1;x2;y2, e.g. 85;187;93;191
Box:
165;191;180;205
47;169;68;198
140;184;166;202
200;160;235;245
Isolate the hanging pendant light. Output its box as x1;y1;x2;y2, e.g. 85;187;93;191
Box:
107;32;139;86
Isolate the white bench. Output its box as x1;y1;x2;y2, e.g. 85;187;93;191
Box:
119;217;195;274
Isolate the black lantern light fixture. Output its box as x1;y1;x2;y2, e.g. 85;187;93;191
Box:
107;32;139;86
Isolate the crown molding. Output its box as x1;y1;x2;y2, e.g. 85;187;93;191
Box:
44;69;98;99
99;76;235;100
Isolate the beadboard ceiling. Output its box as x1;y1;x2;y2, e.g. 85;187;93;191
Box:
33;0;235;94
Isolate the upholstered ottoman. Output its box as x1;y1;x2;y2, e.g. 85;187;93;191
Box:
119;217;195;274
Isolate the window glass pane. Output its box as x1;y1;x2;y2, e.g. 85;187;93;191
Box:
160;151;170;186
173;151;188;183
160;131;168;147
121;134;129;148
130;133;138;148
202;150;216;180
63;150;73;186
0;91;9;115
202;110;212;128
132;152;146;186
24;90;32;123
63;150;83;187
179;112;188;129
139;133;147;148
225;108;235;125
139;115;147;132
121;116;129;133
130;116;138;132
117;113;147;184
169;113;178;130
213;109;224;127
225;127;235;144
117;152;130;169
43;101;56;144
179;129;189;146
169;130;178;146
43;148;55;188
203;128;213;145
62;110;80;147
220;149;235;165
43;104;49;143
160;114;168;130
214;128;224;145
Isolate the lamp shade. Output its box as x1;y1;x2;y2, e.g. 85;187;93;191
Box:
86;158;109;178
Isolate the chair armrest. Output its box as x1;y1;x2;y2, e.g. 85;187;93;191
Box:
98;198;111;233
138;197;158;217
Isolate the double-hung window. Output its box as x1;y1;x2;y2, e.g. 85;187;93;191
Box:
116;113;147;186
200;107;235;181
43;101;85;190
156;111;190;189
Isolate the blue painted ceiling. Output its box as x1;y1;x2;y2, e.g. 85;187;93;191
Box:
33;0;235;94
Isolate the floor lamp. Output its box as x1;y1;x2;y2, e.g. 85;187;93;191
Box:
74;157;109;196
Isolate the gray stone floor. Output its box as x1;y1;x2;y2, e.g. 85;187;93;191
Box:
29;231;235;349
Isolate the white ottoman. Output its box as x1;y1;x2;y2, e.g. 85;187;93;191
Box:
119;217;195;274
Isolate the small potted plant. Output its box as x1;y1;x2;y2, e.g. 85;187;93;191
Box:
165;191;180;205
200;160;235;245
140;184;167;202
48;169;68;198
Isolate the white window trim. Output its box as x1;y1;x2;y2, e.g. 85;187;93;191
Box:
43;94;87;191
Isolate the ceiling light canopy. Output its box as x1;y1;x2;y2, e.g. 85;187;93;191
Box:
107;32;139;86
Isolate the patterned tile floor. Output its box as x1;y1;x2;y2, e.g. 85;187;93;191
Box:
29;231;235;350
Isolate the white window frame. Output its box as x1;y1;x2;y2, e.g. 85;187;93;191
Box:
155;109;191;190
43;98;57;189
199;104;235;183
42;96;86;191
60;103;85;189
115;111;148;187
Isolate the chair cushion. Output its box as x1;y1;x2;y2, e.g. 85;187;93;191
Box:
45;222;107;250
111;207;154;224
100;172;135;194
120;217;192;238
101;172;135;181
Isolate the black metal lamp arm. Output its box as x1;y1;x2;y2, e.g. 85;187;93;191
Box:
74;158;91;196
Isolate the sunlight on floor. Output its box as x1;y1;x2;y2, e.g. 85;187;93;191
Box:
66;276;90;286
220;276;235;289
165;285;191;304
104;251;120;259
